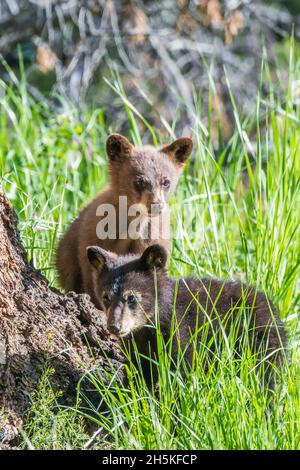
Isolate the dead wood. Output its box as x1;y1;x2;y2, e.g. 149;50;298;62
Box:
0;1;299;141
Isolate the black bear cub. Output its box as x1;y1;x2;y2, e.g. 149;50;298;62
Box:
87;244;287;385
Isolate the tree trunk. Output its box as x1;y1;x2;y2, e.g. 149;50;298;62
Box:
0;191;124;447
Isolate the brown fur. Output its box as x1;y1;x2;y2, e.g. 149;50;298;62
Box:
56;134;193;300
87;244;287;387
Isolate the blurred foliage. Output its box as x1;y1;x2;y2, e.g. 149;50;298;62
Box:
0;0;299;143
267;0;300;15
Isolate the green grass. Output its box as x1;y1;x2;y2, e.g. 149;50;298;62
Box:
20;366;89;450
0;49;299;449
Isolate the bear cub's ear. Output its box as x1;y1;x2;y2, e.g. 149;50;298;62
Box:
106;134;134;162
140;244;168;271
160;137;193;165
87;246;116;272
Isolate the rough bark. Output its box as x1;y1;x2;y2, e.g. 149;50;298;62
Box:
0;191;124;447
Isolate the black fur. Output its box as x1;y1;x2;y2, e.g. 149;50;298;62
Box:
87;245;287;387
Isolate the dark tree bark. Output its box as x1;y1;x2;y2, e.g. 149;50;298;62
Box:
0;191;124;448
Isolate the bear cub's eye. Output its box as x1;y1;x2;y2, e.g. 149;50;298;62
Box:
134;176;145;192
127;294;137;307
162;178;170;189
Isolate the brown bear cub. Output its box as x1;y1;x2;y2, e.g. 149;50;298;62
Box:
56;134;193;301
87;244;287;386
